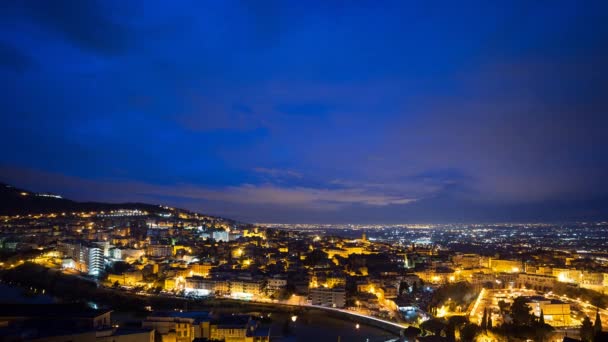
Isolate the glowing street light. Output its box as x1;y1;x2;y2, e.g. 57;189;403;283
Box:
291;315;297;322
355;323;360;329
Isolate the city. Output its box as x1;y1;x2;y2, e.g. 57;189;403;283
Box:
0;183;607;341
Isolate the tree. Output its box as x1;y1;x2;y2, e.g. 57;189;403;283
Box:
594;310;602;336
581;316;594;342
399;281;409;296
448;315;468;330
481;308;487;330
539;309;545;325
447;316;467;342
402;326;421;340
420;318;447;336
511;297;533;326
498;299;510;314
304;249;328;267
487;316;492;330
534;322;554;342
445;323;456;342
460;323;480;342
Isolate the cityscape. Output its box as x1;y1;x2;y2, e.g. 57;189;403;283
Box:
2;1;608;342
0;183;607;341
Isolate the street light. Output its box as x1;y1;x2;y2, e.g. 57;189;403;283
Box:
291;315;297;322
355;323;360;329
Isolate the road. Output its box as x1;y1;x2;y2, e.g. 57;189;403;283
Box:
545;291;608;330
106;284;410;334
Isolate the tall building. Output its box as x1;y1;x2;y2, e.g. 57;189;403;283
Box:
81;243;104;276
93;240;111;257
58;241;104;276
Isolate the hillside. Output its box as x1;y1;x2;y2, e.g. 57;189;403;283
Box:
0;183;185;216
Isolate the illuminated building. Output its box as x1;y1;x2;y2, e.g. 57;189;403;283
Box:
310;287;346;308
110;247;145;262
164;277;178;290
415;268;455;284
81;243;104;276
184;277;230;295
452;253;482;268
232;248;244;258
552;268;585;284
107;270;143;286
58;241;104;276
267;275;287;294
93;240;111;257
324;246;370;259
243;228;266;239
212;230;229;242
209;315;270;342
470;272;496;287
189;262;214;277
310;273;346;289
143;312;269;342
146;244;173;257
517;273;556;291
523;296;571;327
488;259;522;273
143;313;202;342
230;278;265;298
185;276;214;296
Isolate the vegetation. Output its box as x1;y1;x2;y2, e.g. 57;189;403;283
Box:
416;316;477;341
428;282;476;312
497;299;509;314
580;316;594;342
303;249;329;267
492;296;554;341
594;310;603;336
459;323;480;342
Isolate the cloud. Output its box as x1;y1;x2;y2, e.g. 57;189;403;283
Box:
0;40;33;72
3;1;131;55
378;56;608;204
0;165;417;212
208;184;416;208
177;95;267;132
253;167;302;179
1;1;608;223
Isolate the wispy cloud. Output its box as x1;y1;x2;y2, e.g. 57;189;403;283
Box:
0;165;417;212
253;167;302;179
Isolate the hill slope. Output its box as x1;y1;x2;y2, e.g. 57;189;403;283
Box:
0;183;178;216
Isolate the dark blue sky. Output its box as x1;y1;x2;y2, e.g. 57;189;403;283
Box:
1;1;608;223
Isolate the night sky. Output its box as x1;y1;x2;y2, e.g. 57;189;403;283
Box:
1;1;608;223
